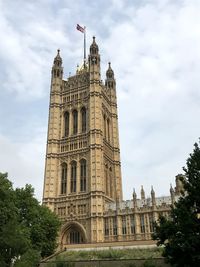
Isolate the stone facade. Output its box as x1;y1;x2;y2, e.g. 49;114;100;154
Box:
42;37;182;248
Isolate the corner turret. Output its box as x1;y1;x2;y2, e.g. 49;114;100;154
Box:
88;37;101;81
105;62;115;89
52;49;63;80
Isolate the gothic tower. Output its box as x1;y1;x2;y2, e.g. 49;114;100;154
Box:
43;37;122;245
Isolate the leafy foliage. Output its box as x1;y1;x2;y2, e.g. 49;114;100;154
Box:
153;141;200;267
14;249;41;267
0;173;60;267
15;185;61;257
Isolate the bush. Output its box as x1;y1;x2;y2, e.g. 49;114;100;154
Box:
143;259;158;267
14;249;40;267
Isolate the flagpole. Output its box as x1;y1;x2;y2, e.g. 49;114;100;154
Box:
84;26;86;68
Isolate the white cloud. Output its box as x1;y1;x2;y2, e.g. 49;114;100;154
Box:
0;0;200;200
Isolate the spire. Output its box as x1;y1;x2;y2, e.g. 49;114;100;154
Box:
141;185;145;200
151;186;156;206
151;186;155;196
52;49;63;79
105;62;115;89
106;62;114;79
90;36;99;55
53;49;62;67
170;183;174;194
133;188;137;209
133;188;137;199
88;37;101;81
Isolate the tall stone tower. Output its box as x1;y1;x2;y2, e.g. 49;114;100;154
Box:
43;37;122;245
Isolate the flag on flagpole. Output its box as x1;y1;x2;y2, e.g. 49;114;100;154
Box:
76;24;85;33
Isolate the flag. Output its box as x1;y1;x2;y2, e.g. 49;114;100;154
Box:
76;24;85;33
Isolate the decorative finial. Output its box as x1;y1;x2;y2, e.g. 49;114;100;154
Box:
141;185;145;200
133;188;137;198
151;185;155;195
57;49;60;54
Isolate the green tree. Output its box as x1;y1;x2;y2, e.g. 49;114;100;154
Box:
153;141;200;267
0;173;30;267
14;249;40;267
15;184;60;257
0;172;60;267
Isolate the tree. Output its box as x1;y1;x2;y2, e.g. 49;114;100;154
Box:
14;249;41;267
0;173;30;267
0;172;60;267
153;141;200;267
15;185;61;257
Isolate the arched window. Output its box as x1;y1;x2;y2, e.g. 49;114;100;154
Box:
71;161;77;193
64;112;69;137
80;159;86;192
81;107;86;133
61;163;67;194
72;110;78;134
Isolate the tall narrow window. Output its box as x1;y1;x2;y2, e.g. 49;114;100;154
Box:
72;110;78;134
122;216;127;235
81;107;86;133
104;218;109;236
64;112;69;137
107;118;110;142
104;115;106;139
109;167;112;198
113;217;117;235
61;163;67;194
140;214;145;233
71;161;77;193
105;165;109;196
149;214;154;232
80;159;86;192
130;215;135;234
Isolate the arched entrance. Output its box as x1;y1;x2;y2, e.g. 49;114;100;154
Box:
60;221;87;245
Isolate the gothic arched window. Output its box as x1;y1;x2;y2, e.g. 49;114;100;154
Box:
72;110;78;134
70;161;77;193
80;159;86;192
81;107;86;133
64;112;69;137
61;163;67;194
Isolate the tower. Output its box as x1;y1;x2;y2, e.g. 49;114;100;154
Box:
43;37;122;245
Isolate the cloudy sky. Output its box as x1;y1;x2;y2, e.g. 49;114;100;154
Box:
1;0;200;201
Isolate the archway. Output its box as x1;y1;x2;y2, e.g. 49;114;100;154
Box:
60;221;87;245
